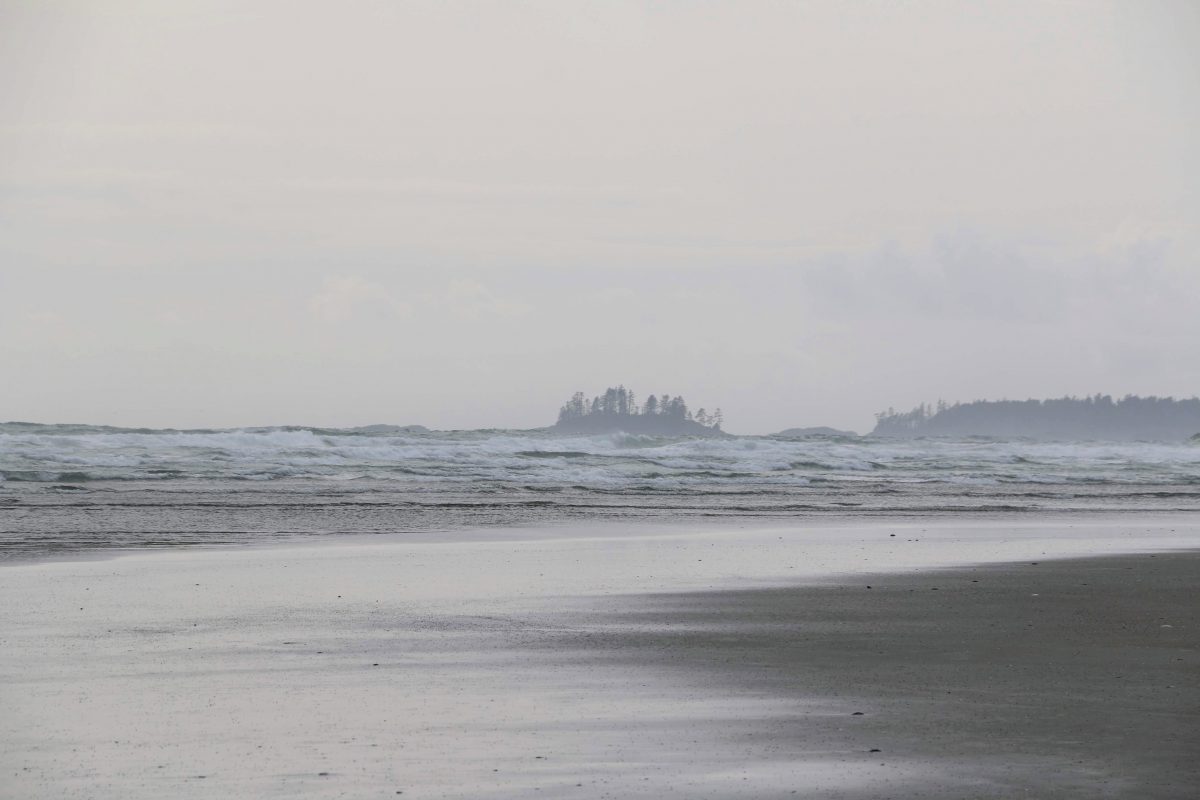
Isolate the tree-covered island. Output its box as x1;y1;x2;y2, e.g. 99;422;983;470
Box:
554;386;724;435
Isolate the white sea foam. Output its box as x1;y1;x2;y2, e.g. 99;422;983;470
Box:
2;424;1198;488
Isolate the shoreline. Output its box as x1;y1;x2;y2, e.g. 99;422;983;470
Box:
4;509;1200;570
2;517;1198;798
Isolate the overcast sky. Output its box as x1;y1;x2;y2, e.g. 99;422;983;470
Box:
2;1;1197;434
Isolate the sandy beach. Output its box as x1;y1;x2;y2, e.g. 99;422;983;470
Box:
2;517;1197;799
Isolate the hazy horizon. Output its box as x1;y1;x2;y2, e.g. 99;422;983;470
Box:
6;388;1200;437
3;1;1198;435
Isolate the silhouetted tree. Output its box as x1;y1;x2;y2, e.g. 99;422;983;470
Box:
557;391;589;423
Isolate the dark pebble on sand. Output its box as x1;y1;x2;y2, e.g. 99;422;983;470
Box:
852;712;864;716
869;749;881;753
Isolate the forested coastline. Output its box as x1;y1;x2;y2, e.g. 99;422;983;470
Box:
873;395;1200;441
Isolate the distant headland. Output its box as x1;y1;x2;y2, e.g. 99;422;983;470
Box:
873;395;1200;441
773;426;859;439
553;386;724;435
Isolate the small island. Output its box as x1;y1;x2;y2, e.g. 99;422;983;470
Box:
553;386;724;435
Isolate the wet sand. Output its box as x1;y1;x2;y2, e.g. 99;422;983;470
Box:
553;551;1200;798
1;519;1197;798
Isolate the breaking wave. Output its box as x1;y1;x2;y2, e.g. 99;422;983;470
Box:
4;422;1200;560
2;422;1199;488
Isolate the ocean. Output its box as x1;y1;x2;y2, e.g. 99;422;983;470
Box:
3;422;1199;561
